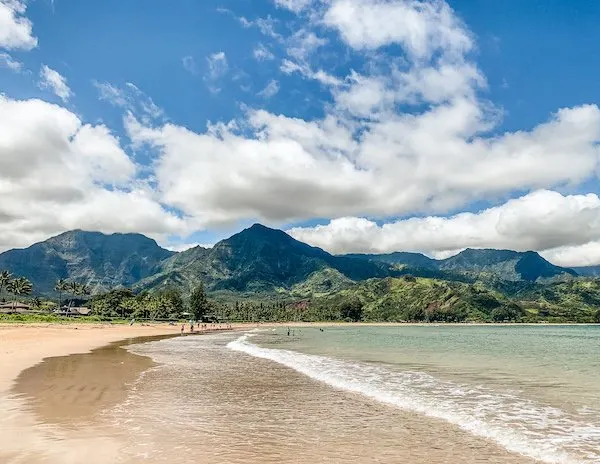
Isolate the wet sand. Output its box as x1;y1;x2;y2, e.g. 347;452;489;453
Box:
1;323;538;463
0;322;238;463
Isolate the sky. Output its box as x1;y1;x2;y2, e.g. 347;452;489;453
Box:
1;0;600;267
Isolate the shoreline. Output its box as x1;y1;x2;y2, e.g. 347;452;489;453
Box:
0;322;252;463
1;322;594;463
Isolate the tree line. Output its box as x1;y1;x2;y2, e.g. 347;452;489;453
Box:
2;269;600;323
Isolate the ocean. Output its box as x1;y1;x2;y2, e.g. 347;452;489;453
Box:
114;325;600;463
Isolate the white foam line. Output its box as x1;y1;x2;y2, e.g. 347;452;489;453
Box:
228;334;594;464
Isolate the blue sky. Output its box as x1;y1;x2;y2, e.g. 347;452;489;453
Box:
2;0;600;266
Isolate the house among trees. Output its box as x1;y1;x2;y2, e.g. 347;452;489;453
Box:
54;306;92;317
0;302;32;313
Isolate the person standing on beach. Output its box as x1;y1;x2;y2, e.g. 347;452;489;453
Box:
181;324;184;335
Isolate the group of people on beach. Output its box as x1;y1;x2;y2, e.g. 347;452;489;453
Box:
180;322;232;334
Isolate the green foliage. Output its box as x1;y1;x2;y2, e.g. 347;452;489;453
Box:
89;287;185;320
0;270;12;302
190;282;210;320
339;298;364;322
8;277;33;298
491;303;523;322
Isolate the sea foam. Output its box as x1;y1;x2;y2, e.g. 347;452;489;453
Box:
228;334;600;464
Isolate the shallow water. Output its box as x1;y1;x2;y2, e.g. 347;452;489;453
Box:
238;325;600;463
108;326;600;463
9;325;598;463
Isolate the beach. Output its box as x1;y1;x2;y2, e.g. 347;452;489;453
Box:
1;323;598;463
0;322;244;463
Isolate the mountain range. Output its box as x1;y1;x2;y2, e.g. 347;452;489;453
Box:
0;223;589;296
345;248;577;282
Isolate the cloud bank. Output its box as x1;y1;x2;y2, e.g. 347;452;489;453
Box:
3;0;600;267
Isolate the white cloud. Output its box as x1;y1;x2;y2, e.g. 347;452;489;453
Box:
114;0;600;266
0;0;37;50
541;243;600;268
182;55;199;75
274;0;314;13
94;81;164;123
204;51;229;93
0;95;192;252
286;29;327;60
164;242;214;252
257;79;280;99
39;65;72;102
2;0;592;266
125;98;600;231
280;59;342;86
239;15;281;40
253;43;275;61
0;51;21;71
287;190;600;266
323;0;472;59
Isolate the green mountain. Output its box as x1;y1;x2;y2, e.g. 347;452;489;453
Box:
1;225;599;323
138;224;394;294
309;276;524;322
343;252;438;269
0;230;174;293
346;248;576;282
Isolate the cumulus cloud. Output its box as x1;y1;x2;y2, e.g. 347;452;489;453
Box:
0;0;37;50
323;0;472;58
126;99;600;231
0;96;192;251
114;0;600;265
287;190;600;265
7;0;600;267
39;65;72;102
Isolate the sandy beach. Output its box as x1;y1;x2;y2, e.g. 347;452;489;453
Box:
0;322;244;463
2;322;595;463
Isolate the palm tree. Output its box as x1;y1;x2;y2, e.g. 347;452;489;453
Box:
7;277;33;310
31;297;41;310
0;271;12;303
67;281;80;308
55;278;67;310
79;283;90;298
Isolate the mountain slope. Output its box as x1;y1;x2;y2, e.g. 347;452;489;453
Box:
571;265;600;277
343;252;438;269
343;248;574;282
439;249;576;281
309;276;524;322
0;230;174;293
140;224;393;293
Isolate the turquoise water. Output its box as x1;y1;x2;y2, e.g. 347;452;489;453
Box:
231;325;600;463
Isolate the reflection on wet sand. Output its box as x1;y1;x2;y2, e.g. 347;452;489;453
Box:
13;334;176;427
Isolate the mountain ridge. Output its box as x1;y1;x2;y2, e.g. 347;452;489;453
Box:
345;247;577;282
0;225;591;297
0;230;174;293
